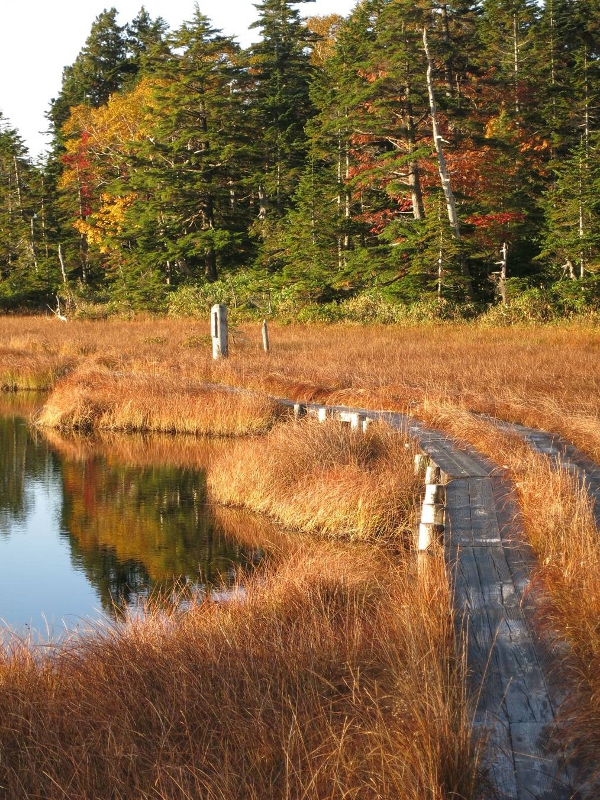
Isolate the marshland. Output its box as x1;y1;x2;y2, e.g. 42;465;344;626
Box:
2;0;600;791
0;315;598;797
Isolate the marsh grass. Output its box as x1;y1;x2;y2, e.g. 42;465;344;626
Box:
0;545;478;800
208;417;420;541
2;315;599;791
0;317;598;455
36;365;281;435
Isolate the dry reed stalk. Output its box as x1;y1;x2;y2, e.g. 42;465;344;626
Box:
207;417;420;541
0;543;478;800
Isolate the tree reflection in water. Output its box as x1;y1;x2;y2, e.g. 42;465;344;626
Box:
0;407;287;625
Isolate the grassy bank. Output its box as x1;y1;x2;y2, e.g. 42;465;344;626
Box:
36;364;281;435
207;417;420;540
0;544;478;800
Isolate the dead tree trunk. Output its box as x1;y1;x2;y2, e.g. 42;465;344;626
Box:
423;26;473;299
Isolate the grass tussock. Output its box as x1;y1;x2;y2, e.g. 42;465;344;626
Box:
514;462;600;779
0;345;72;390
36;365;281;436
0;544;478;800
208;417;420;540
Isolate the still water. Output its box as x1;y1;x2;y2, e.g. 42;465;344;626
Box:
0;407;275;639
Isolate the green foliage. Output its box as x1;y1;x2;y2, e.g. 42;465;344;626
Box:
1;0;600;319
480;276;600;324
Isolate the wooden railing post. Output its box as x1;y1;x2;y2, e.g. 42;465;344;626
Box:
414;453;429;476
262;319;270;353
211;304;228;359
293;403;307;419
418;461;445;551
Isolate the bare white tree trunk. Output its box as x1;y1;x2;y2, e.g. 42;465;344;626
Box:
423;27;460;241
423;27;473;299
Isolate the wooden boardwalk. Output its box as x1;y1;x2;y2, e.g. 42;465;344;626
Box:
279;400;577;799
408;423;575;800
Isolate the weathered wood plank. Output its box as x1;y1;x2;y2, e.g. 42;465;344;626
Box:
474;545;513;591
469;477;496;508
445;479;471;510
474;718;518;800
419;440;473;477
510;723;573;800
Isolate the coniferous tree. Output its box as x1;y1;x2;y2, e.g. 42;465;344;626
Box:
0;115;55;305
48;9;130;140
110;9;251;303
125;7;170;80
246;0;316;241
540;134;600;279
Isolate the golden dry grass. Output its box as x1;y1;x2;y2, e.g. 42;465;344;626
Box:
1;314;599;790
36;362;281;435
0;544;478;800
0;317;598;455
207;417;420;540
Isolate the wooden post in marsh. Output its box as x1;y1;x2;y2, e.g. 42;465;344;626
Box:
414;453;429;476
262;319;270;353
211;304;228;359
349;412;365;431
418;463;445;551
293;402;307;419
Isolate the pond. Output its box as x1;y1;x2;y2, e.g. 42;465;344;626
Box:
0;402;282;640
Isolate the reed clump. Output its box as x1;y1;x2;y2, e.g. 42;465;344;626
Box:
208;417;420;540
0;544;478;800
36;365;281;436
0;345;72;390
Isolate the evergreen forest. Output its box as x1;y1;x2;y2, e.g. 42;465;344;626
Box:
1;0;599;322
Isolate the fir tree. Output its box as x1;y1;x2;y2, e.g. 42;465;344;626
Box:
113;8;250;300
246;0;316;226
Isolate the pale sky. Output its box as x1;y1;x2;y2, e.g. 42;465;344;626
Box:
0;0;356;158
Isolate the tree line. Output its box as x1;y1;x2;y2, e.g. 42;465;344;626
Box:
0;0;599;319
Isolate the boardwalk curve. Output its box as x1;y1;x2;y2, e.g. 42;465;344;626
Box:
277;398;576;799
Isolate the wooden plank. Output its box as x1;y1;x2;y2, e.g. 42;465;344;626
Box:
486;608;554;725
474;717;518;800
445;479;471;510
419;440;473;478
510;723;573;800
416;414;577;798
449;546;484;611
469;477;496;508
473;546;514;600
445;447;491;477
